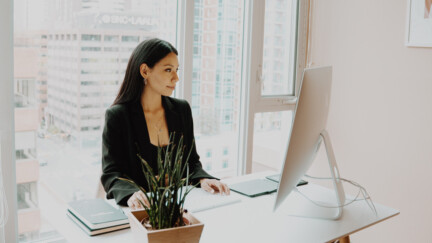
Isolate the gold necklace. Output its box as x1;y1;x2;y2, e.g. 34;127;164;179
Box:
154;118;163;133
152;110;165;134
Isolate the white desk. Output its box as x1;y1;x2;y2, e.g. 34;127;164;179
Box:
58;172;399;243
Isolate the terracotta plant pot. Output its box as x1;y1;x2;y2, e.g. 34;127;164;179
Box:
128;210;204;243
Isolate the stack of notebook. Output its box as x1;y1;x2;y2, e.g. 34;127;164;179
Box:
67;199;129;236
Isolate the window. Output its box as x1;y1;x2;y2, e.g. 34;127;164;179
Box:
104;35;119;42
104;47;119;52
205;162;212;171
206;149;212;158
252;111;293;172
11;1;179;242
17;183;38;210
192;0;245;178
222;160;229;168
121;36;139;43
223;147;229;156
81;46;101;51
81;34;101;41
4;0;308;241
261;0;295;96
242;0;307;174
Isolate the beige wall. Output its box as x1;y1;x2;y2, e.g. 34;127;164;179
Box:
307;0;432;242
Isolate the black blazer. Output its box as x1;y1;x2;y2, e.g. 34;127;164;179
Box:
101;96;216;206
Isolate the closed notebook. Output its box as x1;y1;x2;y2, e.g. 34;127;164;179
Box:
67;211;129;236
67;199;129;230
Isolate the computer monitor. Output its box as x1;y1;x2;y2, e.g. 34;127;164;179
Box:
273;66;345;220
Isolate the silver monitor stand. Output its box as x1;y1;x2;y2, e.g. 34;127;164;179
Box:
279;130;345;220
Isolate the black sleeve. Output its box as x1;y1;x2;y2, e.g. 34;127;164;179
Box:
101;108;137;206
182;101;219;184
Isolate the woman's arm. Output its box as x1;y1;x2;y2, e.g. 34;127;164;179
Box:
101;107;138;206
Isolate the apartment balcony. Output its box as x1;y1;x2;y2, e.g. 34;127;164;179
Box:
15;106;39;132
17;180;41;234
16;158;39;184
15;131;37;151
14;94;41;234
18;208;41;234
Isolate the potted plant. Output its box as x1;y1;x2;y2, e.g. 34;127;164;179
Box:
119;135;204;243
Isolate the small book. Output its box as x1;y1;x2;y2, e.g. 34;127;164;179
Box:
67;211;129;236
67;199;129;231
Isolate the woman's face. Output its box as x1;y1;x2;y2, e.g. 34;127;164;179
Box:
142;52;179;97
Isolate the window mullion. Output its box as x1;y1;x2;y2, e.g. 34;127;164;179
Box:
238;0;266;175
241;0;309;174
295;0;309;96
254;99;297;113
0;0;18;242
176;0;194;103
255;0;306;105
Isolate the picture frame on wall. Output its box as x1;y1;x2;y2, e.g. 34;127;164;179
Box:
406;0;432;47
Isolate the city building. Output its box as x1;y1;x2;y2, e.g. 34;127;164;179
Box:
14;44;41;239
192;0;243;134
262;0;293;95
44;9;175;148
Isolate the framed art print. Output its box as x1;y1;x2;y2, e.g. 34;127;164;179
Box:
406;0;432;47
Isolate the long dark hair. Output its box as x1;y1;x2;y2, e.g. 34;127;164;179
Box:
112;38;178;105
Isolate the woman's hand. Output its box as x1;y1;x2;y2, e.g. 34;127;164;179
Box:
200;178;230;195
127;191;150;210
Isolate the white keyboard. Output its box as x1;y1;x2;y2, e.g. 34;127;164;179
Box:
183;187;242;213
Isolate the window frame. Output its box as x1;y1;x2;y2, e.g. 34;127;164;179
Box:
1;0;310;241
238;0;309;174
1;0;17;242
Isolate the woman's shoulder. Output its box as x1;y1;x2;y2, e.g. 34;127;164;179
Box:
104;103;135;122
163;96;191;110
106;103;129;115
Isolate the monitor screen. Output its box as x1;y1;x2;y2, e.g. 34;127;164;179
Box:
273;66;333;212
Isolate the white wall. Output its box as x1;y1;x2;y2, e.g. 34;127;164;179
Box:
307;0;432;242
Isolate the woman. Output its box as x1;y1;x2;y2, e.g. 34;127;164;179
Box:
101;38;230;210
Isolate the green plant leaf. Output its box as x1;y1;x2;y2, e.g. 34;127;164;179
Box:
119;133;197;230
